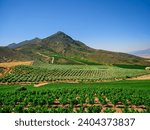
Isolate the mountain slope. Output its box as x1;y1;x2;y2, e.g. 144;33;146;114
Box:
3;31;150;65
7;38;41;49
0;47;30;62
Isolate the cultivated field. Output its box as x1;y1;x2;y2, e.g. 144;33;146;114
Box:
0;64;150;84
0;61;33;68
0;63;150;113
0;80;150;113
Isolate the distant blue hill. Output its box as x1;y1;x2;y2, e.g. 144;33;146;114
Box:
129;49;150;58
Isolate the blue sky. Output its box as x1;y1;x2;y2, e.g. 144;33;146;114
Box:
0;0;150;52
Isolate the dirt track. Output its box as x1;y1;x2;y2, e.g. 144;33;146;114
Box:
129;74;150;80
34;82;49;87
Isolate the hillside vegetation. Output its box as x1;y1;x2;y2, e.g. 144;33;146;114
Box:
0;31;149;66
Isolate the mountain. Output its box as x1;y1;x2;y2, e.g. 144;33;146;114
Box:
0;47;30;62
2;31;150;65
7;43;17;48
8;38;41;49
130;49;150;58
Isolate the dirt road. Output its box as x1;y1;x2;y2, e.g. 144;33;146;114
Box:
129;74;150;80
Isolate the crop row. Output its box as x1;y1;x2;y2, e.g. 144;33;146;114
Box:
0;65;149;83
0;86;150;113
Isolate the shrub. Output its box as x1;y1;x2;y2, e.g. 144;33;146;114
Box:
104;108;115;113
87;106;102;113
14;105;24;113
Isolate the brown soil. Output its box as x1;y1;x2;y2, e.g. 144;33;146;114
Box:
0;61;33;78
49;96;147;113
34;82;49;87
36;52;50;59
129;74;150;80
50;103;146;113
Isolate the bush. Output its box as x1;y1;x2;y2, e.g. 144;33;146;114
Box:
14;105;24;113
104;108;115;113
87;106;102;113
2;106;13;113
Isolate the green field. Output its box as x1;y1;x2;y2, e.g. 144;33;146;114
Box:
0;64;150;83
0;64;150;113
0;80;150;113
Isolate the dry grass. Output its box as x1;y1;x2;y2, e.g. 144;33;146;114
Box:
0;61;33;68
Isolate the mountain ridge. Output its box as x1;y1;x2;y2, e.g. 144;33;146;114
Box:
130;49;150;58
1;31;149;65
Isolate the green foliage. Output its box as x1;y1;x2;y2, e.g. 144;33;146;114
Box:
76;106;85;113
1;64;150;83
114;64;147;70
104;108;116;113
0;80;150;113
87;106;102;113
1;32;150;65
14;105;24;113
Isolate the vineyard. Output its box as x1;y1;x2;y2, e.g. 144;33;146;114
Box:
0;64;150;113
0;80;150;113
0;64;150;83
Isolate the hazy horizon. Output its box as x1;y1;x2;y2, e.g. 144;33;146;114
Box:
0;0;150;52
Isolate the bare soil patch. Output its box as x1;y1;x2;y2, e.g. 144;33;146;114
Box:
36;52;50;59
129;74;150;80
34;82;49;87
0;61;33;78
0;61;33;68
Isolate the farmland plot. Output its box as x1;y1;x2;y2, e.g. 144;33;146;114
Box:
0;80;150;113
0;64;149;83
